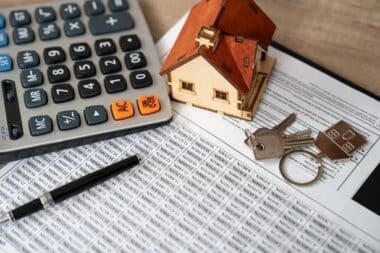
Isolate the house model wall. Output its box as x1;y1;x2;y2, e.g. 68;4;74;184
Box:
160;0;276;120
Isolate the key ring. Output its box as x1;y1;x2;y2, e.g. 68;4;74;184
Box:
279;150;324;186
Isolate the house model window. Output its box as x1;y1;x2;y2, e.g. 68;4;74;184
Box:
181;81;195;92
214;89;229;101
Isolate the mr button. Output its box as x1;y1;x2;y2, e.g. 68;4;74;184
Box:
137;96;160;115
111;99;134;120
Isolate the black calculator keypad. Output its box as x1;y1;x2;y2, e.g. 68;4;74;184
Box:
125;52;147;70
60;3;82;20
70;43;92;60
104;75;127;93
84;105;108;125
108;0;129;12
20;69;44;88
24;88;48;108
17;51;40;69
35;7;57;23
130;70;152;89
84;0;106;16
99;56;121;74
29;115;53;136
120;34;141;52
74;60;97;79
95;38;116;56
64;20;86;37
9;10;31;27
48;65;71;83
78;79;102;98
39;23;61;41
44;47;66;65
51;84;75;103
13;27;35;45
57;110;81;131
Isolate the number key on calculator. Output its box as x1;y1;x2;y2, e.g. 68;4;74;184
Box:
0;0;172;163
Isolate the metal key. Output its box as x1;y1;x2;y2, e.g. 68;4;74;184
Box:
245;114;315;160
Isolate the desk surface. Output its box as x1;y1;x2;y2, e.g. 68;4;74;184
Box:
0;0;379;168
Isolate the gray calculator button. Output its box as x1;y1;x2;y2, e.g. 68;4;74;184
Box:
39;23;60;41
84;105;108;125
24;88;48;108
9;10;31;27
20;69;44;88
108;0;129;12
13;27;35;45
84;0;105;16
17;50;40;69
57;110;81;131
89;12;134;35
60;3;81;20
64;20;86;37
29;115;53;136
35;7;56;23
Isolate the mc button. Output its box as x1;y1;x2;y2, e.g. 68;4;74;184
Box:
111;99;134;120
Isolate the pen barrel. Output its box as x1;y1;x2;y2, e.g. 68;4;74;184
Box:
12;199;43;220
51;155;139;204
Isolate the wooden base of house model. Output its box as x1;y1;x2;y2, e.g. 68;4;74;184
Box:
166;56;275;121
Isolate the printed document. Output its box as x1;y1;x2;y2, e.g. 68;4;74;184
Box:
0;15;379;253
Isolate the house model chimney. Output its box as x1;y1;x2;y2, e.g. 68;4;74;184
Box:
195;26;220;52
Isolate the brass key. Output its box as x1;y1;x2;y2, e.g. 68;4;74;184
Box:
245;114;315;160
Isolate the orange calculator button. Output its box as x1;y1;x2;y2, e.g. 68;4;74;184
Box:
137;95;161;115
111;99;134;120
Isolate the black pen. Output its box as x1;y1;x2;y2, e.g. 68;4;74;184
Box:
0;155;140;224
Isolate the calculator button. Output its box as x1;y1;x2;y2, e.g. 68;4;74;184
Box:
0;14;5;29
64;20;86;37
85;0;105;16
44;47;66;65
84;105;108;126
17;51;40;69
108;0;129;12
70;43;92;60
13;27;35;45
0;31;9;48
57;111;81;131
130;70;152;89
120;35;141;52
89;12;134;36
35;7;56;23
74;61;97;79
99;56;121;75
51;84;75;103
48;65;71;83
39;23;60;41
78;79;101;98
9;10;31;27
111;99;134;121
137;96;161;115
24;88;48;108
104;75;127;94
125;52;147;70
20;69;44;88
95;39;116;56
0;55;13;72
60;3;81;20
29;116;53;136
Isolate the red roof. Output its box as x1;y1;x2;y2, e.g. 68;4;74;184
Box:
160;0;275;94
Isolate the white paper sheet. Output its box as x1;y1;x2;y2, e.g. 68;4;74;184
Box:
0;13;379;253
156;13;380;197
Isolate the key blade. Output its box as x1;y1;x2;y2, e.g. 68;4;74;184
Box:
285;129;312;140
283;138;315;149
272;113;297;133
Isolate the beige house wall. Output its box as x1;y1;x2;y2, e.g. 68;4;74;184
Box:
167;56;247;118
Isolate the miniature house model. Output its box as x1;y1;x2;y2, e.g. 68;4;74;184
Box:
160;0;276;120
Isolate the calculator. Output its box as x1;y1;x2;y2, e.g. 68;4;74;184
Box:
0;0;172;163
